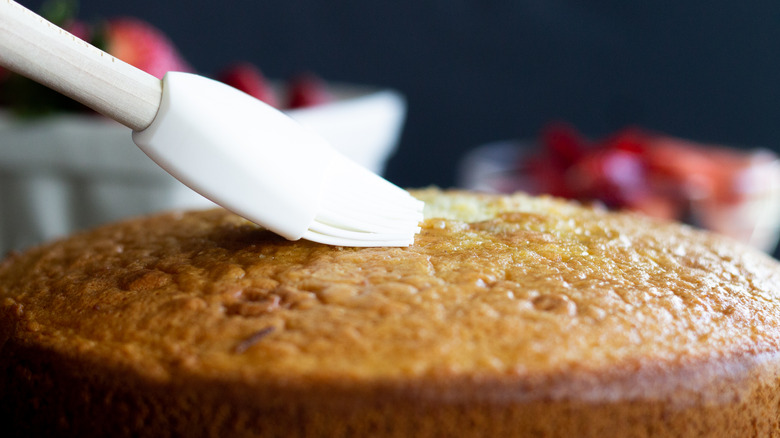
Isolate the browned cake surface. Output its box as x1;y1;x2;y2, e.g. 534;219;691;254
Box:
2;188;780;437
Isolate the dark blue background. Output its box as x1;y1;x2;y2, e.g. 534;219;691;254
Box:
18;0;780;189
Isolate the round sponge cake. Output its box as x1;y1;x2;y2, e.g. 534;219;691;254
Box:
2;188;780;437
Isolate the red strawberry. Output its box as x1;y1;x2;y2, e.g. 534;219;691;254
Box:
625;193;682;220
216;63;279;107
66;19;91;42
602;126;648;154
102;18;192;79
540;121;587;168
286;73;334;108
527;156;571;198
563;144;649;208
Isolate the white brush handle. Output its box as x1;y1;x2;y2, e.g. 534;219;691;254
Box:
0;0;161;131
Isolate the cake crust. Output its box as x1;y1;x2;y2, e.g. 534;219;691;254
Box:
2;188;780;436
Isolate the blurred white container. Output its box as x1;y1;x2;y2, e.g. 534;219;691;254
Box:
0;85;406;254
458;140;535;194
458;140;780;254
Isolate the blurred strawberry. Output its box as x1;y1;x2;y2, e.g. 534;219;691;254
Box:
66;19;91;42
644;137;720;201
527;155;571;198
602;126;648;154
566;147;649;208
540;121;587;168
100;18;192;79
216;63;279;107
625;193;682;220
286;73;334;108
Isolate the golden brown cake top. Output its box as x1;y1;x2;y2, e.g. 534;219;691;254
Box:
2;188;780;402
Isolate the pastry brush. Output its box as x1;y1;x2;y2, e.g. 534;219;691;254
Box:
0;0;424;247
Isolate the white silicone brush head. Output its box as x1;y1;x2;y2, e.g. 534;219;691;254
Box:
304;153;424;246
132;72;423;247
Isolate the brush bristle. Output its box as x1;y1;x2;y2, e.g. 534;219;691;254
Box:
302;155;424;247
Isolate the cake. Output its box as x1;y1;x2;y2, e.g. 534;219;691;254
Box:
2;188;780;437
